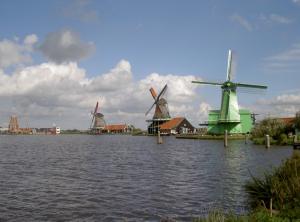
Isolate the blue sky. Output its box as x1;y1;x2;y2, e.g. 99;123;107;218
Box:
0;0;300;129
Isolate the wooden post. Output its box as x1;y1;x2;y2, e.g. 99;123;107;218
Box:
224;130;228;147
265;134;270;148
245;133;248;144
157;130;163;144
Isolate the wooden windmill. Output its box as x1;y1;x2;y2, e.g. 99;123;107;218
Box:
90;101;106;134
145;84;171;134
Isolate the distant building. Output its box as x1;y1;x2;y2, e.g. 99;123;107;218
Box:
103;124;132;134
0;127;8;134
34;127;60;135
53;127;61;135
159;117;194;135
277;117;295;126
8;116;20;134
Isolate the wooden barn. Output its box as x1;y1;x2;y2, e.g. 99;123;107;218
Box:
103;124;132;134
159;117;194;135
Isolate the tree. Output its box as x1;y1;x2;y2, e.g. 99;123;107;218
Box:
294;111;300;131
251;118;285;139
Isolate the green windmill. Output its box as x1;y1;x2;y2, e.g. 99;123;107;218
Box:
192;50;267;135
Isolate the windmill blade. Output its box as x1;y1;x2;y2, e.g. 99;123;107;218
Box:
90;115;95;129
226;49;233;81
149;87;157;100
145;102;156;116
237;87;267;95
192;80;223;86
236;83;267;89
156;84;168;100
90;101;99;129
93;101;99;114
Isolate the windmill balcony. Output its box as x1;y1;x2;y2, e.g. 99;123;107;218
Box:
218;119;241;123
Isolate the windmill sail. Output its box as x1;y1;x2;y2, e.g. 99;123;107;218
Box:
226;49;232;81
145;84;171;119
90;101;99;128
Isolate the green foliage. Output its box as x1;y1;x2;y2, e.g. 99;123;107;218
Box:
277;134;288;145
192;210;247;222
192;209;292;222
294;111;300;131
251;118;285;140
131;128;145;135
61;129;86;134
245;153;300;220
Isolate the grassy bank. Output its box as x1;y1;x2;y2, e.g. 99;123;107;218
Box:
176;134;248;140
192;209;294;222
252;135;299;146
244;152;300;220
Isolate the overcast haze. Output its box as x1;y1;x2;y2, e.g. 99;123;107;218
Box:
0;0;300;129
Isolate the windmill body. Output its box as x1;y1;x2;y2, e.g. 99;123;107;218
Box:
90;101;106;134
193;50;267;135
146;84;171;135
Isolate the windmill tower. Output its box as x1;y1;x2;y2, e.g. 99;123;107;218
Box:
90;101;106;134
192;50;267;135
145;84;171;135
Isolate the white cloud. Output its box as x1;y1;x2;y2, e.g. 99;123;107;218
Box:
256;93;300;118
39;29;95;63
0;59;209;129
269;14;292;24
230;13;253;31
0;34;37;68
260;14;292;25
24;34;38;46
63;0;99;22
263;43;300;72
89;60;132;92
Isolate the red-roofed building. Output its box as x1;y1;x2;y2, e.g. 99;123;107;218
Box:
278;117;295;126
103;124;132;134
159;117;194;135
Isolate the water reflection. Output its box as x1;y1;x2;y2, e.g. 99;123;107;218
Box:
0;135;293;221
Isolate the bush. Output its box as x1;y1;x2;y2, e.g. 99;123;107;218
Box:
245;153;300;220
252;118;285;140
277;134;288;145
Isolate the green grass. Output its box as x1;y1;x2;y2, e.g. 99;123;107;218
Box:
245;153;300;220
176;134;248;140
192;209;294;222
252;137;294;146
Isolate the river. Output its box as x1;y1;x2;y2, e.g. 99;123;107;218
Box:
0;135;294;221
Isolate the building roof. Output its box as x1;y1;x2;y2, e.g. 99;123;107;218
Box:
160;117;185;130
278;117;295;125
104;124;127;131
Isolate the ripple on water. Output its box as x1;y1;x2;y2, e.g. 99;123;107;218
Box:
0;135;293;221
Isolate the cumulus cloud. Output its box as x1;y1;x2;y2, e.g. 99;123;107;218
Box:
230;13;253;31
0;34;37;68
89;60;133;92
0;58;209;129
39;29;95;63
256;93;300;118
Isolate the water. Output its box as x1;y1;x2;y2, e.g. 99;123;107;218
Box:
0;135;294;221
